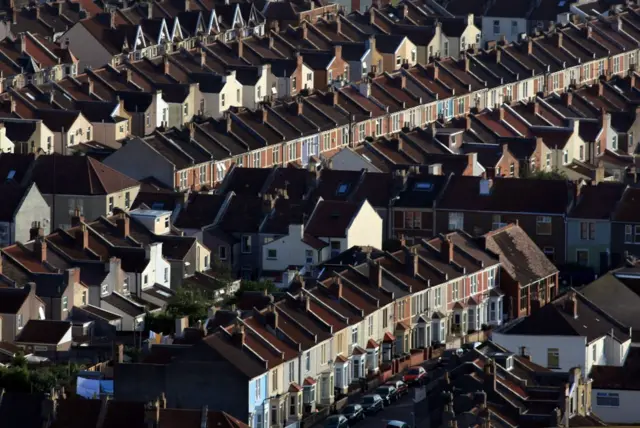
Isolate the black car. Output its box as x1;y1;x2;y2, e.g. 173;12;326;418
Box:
325;415;349;428
341;404;365;423
375;385;397;405
361;394;384;414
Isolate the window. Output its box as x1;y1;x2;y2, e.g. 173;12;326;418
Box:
342;127;349;146
367;316;373;336
307;73;312;81
546;348;560;368
452;281;459;300
509;163;515;177
612;134;618;150
493;20;500;34
448;212;464;230
241;235;252;253
101;284;108;295
352;326;358;345
470;275;478;294
382;308;388;328
236;89;240;103
272;146;280;165
199;165;206;184
404;211;421;229
458;98;464;115
221;93;225;108
396;55;401;67
613;56;621;74
183;103;188;116
267;249;277;259
323;133;330;151
17;314;23;329
435;288;442;307
460;37;466;51
596;392;619;407
488;269;496;288
87;127;91;140
124;191;131;209
576;250;589;266
592;343;597;362
257;86;261;99
545;153;551;168
492;215;505;230
292;77;297;91
375;119;382;136
253;151;261;167
536;216;552;235
289;361;295;383
62;296;68;311
634;225;640;244
144;275;149;285
164;267;169;282
392;114;400;132
305;249;313;264
108;197;114;212
82;290;87;305
443;41;449;57
288;142;296;161
579;145;584;161
305;352;310;371
519;288;528;311
272;368;278;391
146;113;151;127
411;48;416;62
289;394;296;417
218;245;227;260
580;222;595;240
358;123;365;141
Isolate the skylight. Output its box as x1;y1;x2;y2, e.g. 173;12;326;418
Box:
337;183;349;195
6;170;15;180
414;182;433;191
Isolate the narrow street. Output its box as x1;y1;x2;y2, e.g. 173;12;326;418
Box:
312;358;441;428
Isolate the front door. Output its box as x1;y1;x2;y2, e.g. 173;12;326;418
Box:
599;252;609;275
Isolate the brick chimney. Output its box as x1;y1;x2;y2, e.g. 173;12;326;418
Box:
334;44;342;61
297;100;303;115
410;247;419;277
237;38;243;58
301;21;308;39
199;48;206;67
557;33;563;48
527;38;533;55
82;79;94;95
71;208;84;227
232;322;245;347
563;91;572;107
564;291;578;319
33;236;46;262
597;81;604;97
261;105;268;123
75;225;89;250
116;216;130;238
441;236;454;263
483;359;497;393
29;225;44;240
163;55;170;75
19;33;26;53
369;260;382;288
144;400;160;427
335;277;343;299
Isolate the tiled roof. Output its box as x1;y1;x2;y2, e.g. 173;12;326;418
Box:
484;224;558;286
612;186;640;223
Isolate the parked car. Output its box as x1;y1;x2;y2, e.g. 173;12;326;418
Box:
361;394;384;414
385;380;408;397
325;414;349;428
341;404;365;423
403;366;426;385
386;421;410;428
375;385;397;405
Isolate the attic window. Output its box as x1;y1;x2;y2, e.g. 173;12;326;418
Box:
336;183;349;195
414;182;433;191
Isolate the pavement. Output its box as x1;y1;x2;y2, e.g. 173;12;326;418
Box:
311;357;441;428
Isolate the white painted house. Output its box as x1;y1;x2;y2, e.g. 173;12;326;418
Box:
261;198;383;274
492;290;632;378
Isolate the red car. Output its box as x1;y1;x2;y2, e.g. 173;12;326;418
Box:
402;366;426;385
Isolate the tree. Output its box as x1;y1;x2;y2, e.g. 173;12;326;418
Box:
238;279;276;294
166;286;215;324
523;169;567;180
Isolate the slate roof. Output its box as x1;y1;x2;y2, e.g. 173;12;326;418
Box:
502;290;630;343
28;155;139;195
569;182;626;220
437;176;572;215
0;184;31;222
305;200;361;238
102;293;146;316
0;286;30;314
483;224;558;286
591;347;640;390
16;320;72;344
612;187;640;223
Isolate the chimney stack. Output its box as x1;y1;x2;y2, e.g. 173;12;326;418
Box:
565;291;578;318
441;236;454;263
34;236;47;262
29;225;44;240
163;55;170;75
116;216;130;238
369;260;382;288
232;322;245;347
75;225;89;250
335;277;343;299
71;208;84;227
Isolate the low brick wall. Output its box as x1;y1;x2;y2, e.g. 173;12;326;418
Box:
409;349;425;366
